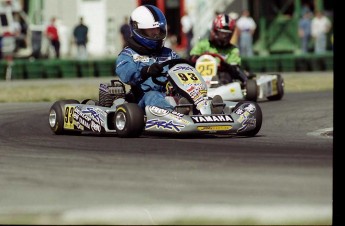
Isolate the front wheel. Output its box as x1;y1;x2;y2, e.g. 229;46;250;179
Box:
114;103;145;138
233;101;262;137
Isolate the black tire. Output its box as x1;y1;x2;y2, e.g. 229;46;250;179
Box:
48;99;81;135
234;101;262;137
245;79;258;102
113;103;145;138
267;74;284;101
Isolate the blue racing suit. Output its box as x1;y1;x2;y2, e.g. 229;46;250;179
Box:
115;46;180;111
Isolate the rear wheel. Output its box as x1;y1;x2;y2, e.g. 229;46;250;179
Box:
267;74;284;101
245;79;258;102
48;99;81;135
114;103;145;138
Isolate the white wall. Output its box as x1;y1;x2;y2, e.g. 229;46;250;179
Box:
77;0;106;57
42;0;136;59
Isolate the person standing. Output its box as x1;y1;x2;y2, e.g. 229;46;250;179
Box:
73;17;89;60
120;16;131;48
45;17;60;58
298;11;312;54
311;11;332;54
236;9;256;57
181;10;194;57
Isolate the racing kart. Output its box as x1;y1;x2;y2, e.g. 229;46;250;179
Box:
195;52;284;102
48;59;262;138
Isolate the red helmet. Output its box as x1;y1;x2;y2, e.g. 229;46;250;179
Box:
210;14;236;47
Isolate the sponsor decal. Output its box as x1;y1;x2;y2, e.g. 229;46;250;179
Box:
243;103;256;113
235;108;244;115
149;106;170;117
146;119;185;132
191;115;233;123
238;117;256;132
82;107;103;124
172;65;195;72
235;104;256;115
78;117;90;130
91;120;101;132
197;125;232;131
75;121;84;130
148;106;185;119
170;111;184;118
133;54;149;62
73;106;103;132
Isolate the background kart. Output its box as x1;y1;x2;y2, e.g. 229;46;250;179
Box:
195;53;285;102
49;59;262;138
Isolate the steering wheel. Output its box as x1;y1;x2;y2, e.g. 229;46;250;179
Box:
151;58;193;86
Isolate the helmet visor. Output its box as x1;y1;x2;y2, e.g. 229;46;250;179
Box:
215;30;232;44
134;26;167;41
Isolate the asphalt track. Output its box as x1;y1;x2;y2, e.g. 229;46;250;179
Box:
0;90;333;224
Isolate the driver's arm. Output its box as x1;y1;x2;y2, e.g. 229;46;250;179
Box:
224;48;248;83
115;52;143;86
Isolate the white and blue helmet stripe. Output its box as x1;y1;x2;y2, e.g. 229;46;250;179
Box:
130;5;167;50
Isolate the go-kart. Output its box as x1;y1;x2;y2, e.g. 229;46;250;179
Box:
195;52;284;102
48;59;262;138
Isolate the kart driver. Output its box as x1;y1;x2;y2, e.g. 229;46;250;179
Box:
189;13;248;85
115;5;180;111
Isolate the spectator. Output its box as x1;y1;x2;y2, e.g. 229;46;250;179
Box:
301;3;312;17
45;17;60;58
229;12;239;45
298;11;312;54
120;16;131;48
165;25;178;51
73;17;89;60
11;13;22;52
311;10;332;54
236;9;256;57
181;10;194;57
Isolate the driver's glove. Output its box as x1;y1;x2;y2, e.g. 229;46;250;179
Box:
224;64;248;84
141;63;163;80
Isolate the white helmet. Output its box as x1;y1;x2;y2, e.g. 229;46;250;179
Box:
130;5;167;51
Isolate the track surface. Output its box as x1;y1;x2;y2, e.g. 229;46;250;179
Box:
0;91;333;224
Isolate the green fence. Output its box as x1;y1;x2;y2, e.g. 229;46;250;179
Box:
0;53;333;80
242;52;333;73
